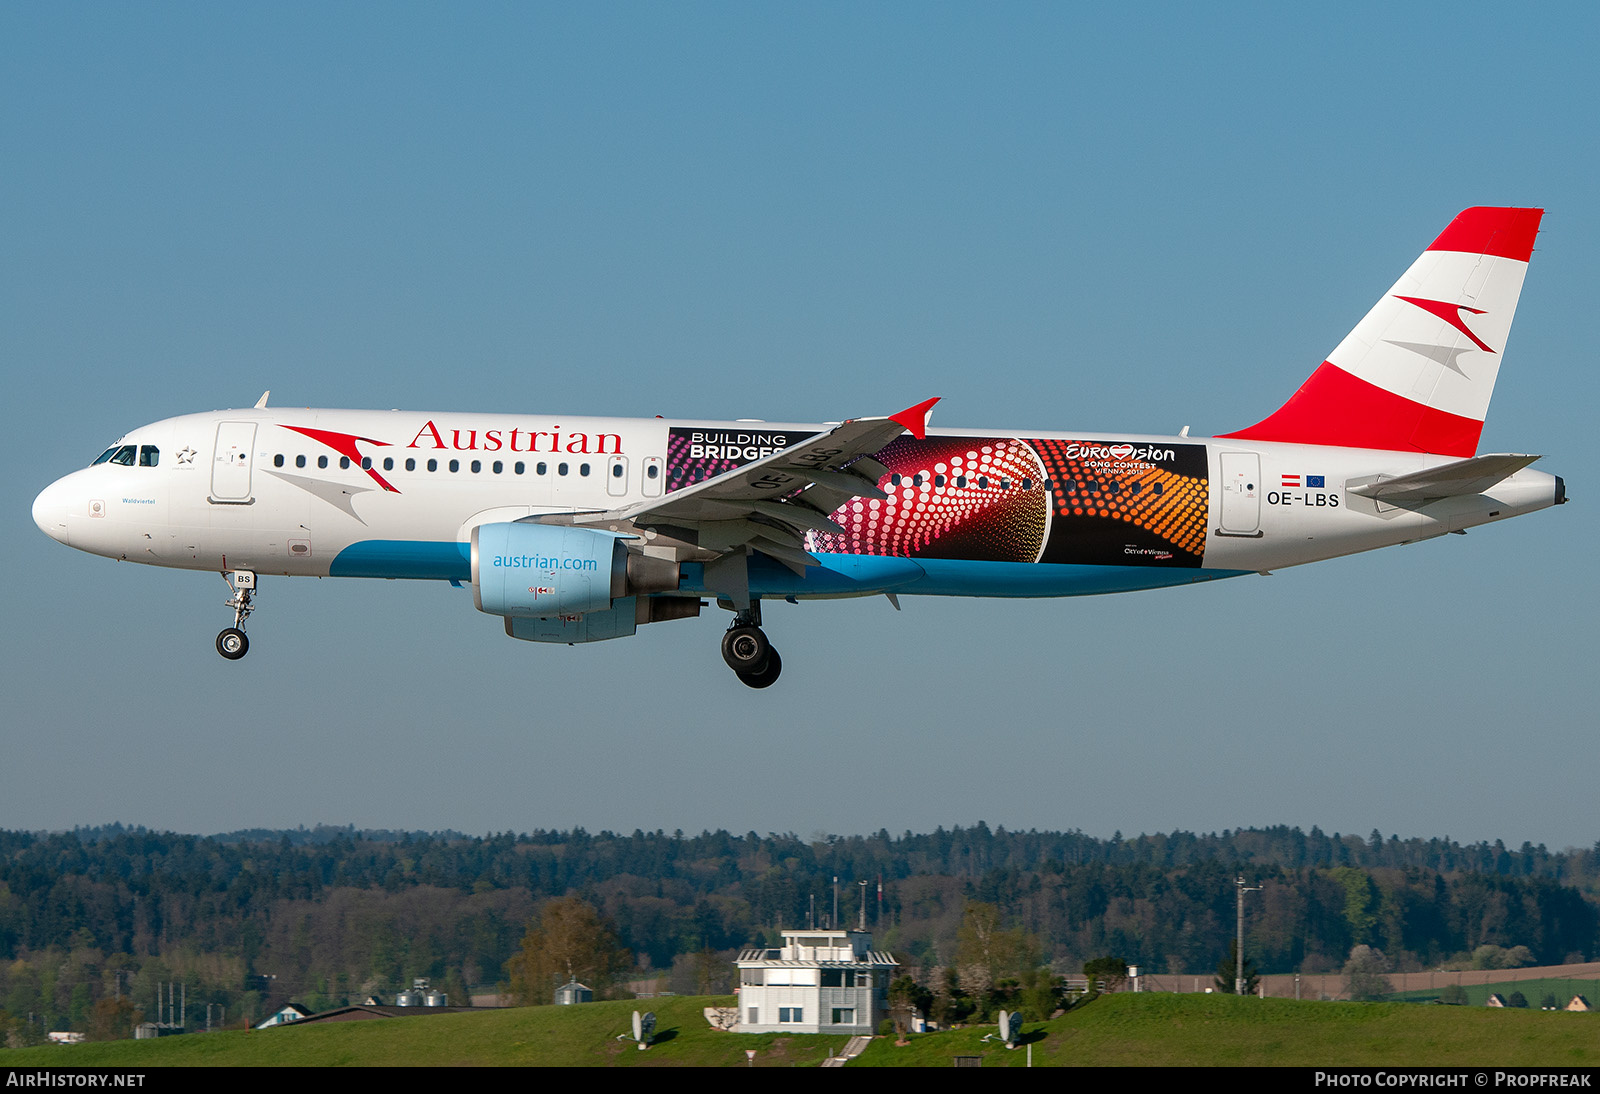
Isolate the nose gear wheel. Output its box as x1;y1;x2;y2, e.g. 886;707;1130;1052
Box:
216;628;249;659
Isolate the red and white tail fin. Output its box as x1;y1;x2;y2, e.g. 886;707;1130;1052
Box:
1220;206;1543;457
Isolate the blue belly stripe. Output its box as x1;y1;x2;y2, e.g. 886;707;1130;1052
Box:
329;540;471;580
329;540;1251;597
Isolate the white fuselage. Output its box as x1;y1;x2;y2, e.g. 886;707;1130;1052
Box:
33;406;1562;601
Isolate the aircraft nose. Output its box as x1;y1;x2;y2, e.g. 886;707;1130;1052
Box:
32;478;73;545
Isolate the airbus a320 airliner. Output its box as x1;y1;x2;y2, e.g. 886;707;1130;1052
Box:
33;207;1564;687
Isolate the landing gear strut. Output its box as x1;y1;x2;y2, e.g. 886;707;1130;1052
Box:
721;603;781;688
217;570;256;660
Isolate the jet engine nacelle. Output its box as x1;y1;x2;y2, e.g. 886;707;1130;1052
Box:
471;521;679;619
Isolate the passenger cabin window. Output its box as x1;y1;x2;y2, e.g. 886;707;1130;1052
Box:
274;454;285;467
296;455;307;468
318;456;329;469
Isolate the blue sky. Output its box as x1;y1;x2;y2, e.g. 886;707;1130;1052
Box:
4;3;1595;849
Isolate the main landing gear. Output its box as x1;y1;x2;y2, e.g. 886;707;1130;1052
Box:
217;570;256;660
721;603;781;689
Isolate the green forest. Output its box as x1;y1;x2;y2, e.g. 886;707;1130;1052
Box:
2;823;1596;1042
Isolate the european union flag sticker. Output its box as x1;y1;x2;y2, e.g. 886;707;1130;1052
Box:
1306;475;1325;489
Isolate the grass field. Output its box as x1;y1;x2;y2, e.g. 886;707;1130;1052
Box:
5;992;1598;1067
855;993;1600;1068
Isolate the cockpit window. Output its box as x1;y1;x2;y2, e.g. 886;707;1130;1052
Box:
92;446;120;465
106;445;137;466
139;445;159;467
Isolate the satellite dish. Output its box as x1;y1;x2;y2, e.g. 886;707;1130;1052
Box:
998;1010;1017;1047
631;1010;656;1049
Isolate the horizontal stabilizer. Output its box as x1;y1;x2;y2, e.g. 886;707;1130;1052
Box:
1349;453;1541;503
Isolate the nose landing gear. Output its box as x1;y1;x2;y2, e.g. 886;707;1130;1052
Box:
217;570;256;660
721;604;781;688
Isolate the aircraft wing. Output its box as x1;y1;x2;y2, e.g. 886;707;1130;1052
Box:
1348;453;1542;504
572;398;939;571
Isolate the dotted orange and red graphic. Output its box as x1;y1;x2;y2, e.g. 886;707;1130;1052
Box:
807;436;1050;563
1029;438;1208;564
